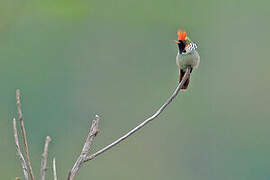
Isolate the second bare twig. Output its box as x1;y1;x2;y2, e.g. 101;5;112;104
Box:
40;136;51;180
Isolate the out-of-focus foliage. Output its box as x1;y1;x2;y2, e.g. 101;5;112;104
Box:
0;0;270;179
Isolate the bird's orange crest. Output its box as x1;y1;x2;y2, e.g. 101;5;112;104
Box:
177;30;187;41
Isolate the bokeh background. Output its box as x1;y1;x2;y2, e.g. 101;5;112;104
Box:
1;0;270;179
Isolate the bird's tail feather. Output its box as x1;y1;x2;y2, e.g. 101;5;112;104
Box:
179;69;190;90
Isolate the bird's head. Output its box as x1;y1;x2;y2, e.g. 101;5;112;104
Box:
175;30;189;54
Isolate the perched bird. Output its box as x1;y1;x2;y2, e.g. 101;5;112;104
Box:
175;30;200;89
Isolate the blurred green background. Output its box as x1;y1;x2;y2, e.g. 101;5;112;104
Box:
1;0;270;179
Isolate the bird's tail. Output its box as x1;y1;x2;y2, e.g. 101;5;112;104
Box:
179;69;191;90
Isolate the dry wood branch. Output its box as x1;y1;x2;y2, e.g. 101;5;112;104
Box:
13;118;29;180
40;136;51;180
53;157;57;180
84;67;191;162
16;89;35;180
67;115;100;180
13;67;190;180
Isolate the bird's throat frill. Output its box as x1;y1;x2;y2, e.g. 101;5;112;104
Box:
177;41;186;54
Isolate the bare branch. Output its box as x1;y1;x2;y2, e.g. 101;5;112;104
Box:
40;136;51;180
16;89;35;180
84;67;191;162
14;67;190;180
13;118;29;180
53;157;57;180
67;115;100;180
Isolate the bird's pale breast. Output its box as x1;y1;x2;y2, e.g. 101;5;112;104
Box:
176;50;200;70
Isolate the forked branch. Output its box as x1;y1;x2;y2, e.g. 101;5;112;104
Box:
67;115;100;180
13;118;29;180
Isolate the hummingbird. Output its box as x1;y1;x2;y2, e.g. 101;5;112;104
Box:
175;30;200;90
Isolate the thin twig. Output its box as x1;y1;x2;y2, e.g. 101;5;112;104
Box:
13;118;29;180
84;67;191;162
40;136;51;180
67;115;100;180
53;157;57;180
16;89;35;180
